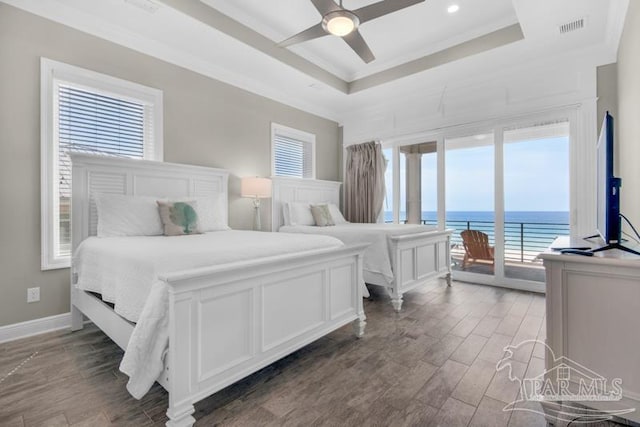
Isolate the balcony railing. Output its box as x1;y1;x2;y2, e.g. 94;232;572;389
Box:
397;219;569;265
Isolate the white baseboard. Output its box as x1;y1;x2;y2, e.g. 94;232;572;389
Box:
0;312;72;344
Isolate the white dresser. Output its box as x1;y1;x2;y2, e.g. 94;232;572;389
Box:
540;237;640;423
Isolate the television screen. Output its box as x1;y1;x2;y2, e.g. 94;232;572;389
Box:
596;112;620;243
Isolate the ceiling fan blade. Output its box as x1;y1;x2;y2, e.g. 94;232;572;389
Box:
278;23;328;47
310;0;341;16
353;0;425;24
342;29;375;63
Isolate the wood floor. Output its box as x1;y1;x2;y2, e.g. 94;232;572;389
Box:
0;281;623;426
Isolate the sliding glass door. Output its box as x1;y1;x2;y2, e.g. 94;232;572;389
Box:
383;113;573;291
420;144;438;226
383;142;439;225
399;141;438;225
445;133;495;278
503;121;570;282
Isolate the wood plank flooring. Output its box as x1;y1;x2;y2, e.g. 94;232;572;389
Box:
0;281;626;426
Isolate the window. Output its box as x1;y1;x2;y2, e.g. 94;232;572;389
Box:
41;58;163;269
271;123;315;179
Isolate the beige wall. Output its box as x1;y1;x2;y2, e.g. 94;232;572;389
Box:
596;63;617;156
617;1;640;234
596;63;618;179
0;4;340;327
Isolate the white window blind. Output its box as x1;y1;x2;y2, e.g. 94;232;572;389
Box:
41;58;163;270
55;85;152;258
271;124;315;179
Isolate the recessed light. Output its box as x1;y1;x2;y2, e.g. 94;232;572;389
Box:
447;4;460;14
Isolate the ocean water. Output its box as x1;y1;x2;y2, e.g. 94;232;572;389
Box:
385;211;570;254
384;211;569;224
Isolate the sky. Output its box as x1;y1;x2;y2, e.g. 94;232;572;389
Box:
384;136;570;213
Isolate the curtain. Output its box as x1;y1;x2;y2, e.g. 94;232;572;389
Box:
344;142;386;223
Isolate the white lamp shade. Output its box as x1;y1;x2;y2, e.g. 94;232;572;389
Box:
241;177;272;198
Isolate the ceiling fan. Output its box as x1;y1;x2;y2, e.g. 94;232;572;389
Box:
278;0;426;64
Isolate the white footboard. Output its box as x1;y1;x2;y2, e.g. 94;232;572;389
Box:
162;244;367;427
387;229;453;311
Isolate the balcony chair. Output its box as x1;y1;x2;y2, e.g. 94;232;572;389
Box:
460;229;495;272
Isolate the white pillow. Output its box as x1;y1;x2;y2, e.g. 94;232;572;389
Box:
326;203;348;224
190;194;230;232
286;202;315;226
95;193;164;237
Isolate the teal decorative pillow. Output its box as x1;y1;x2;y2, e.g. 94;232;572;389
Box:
310;204;335;227
157;201;201;236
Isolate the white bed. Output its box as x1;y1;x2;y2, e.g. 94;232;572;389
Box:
272;176;453;312
70;154;367;427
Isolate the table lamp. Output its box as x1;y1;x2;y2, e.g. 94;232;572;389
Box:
240;177;272;231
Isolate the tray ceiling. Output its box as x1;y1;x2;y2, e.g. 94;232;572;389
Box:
2;0;628;123
202;0;520;81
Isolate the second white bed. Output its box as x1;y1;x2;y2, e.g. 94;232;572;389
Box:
272;177;453;312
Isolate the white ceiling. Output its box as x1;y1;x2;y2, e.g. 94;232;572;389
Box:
203;0;519;81
2;0;628;125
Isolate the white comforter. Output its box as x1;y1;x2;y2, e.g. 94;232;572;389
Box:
74;231;343;399
279;223;436;285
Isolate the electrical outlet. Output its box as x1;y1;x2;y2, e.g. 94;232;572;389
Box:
27;287;40;303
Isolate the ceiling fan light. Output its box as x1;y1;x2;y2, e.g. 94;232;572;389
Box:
322;11;359;37
327;16;355;36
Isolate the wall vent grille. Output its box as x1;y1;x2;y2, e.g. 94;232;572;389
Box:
559;18;585;34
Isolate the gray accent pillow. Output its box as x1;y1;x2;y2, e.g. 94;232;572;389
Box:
157;200;202;236
310;204;335;227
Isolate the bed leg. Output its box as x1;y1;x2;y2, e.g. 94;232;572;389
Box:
391;296;403;313
166;404;195;427
353;314;367;338
70;304;84;331
446;273;452;287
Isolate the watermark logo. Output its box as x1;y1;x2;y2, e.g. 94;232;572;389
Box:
496;339;635;423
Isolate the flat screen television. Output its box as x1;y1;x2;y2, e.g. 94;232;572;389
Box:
596;111;622;244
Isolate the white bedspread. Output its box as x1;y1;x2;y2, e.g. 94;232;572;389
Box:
74;231;343;399
279;223;436;285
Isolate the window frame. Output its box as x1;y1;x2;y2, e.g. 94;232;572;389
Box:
271;123;316;179
40;58;163;270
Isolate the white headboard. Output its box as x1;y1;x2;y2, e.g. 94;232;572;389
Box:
71;153;229;250
271;177;342;231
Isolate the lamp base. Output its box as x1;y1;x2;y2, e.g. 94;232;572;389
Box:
252;198;261;231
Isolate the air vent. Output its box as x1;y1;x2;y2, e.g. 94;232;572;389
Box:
559;18;585;34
